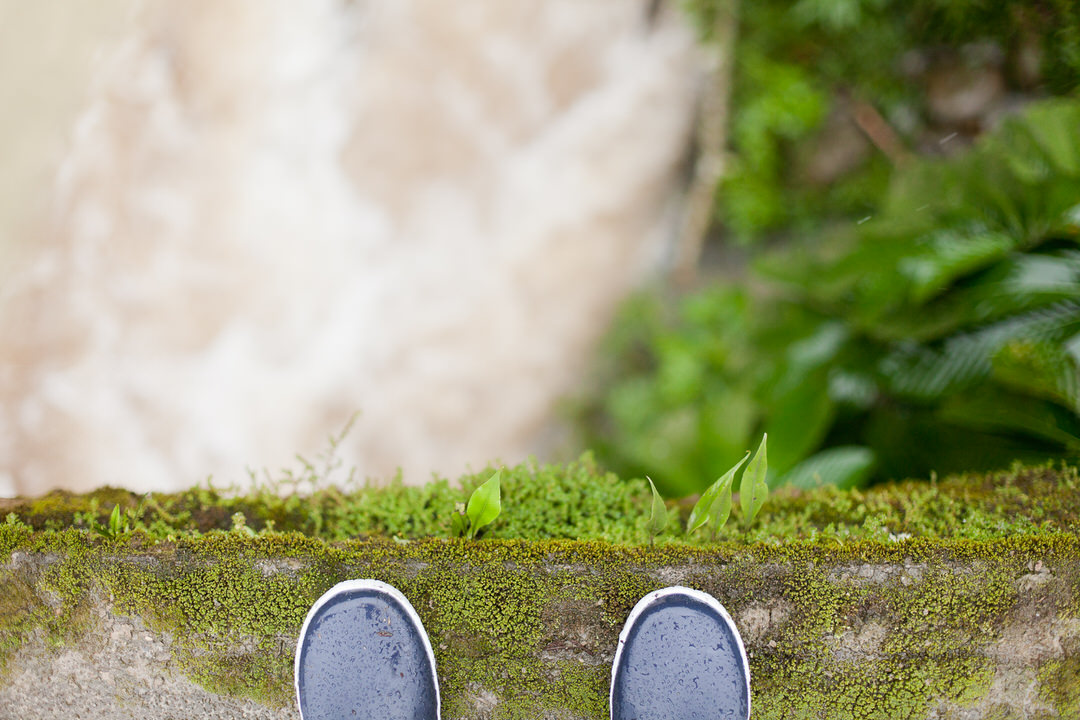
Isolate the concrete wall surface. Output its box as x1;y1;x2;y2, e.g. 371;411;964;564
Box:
2;534;1078;719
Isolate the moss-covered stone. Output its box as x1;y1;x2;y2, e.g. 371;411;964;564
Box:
1038;655;1080;718
1;528;1078;718
1;461;1078;718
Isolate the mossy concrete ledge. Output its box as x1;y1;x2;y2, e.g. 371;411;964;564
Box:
0;528;1078;720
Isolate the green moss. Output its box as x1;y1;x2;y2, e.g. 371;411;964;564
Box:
0;570;54;671
1;528;1077;717
0;540;98;678
754;656;994;720
1;461;1079;716
1038;655;1080;717
746;557;1010;719
3;459;1078;545
883;564;1017;653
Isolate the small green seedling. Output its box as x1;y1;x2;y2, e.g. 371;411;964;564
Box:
740;434;769;526
646;476;667;546
686;433;769;538
466;469;502;539
95;504;131;539
451;469;502;539
230;512;256;537
450;503;469;537
687;451;749;539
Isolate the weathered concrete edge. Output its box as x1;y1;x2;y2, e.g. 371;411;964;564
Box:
1;532;1078;719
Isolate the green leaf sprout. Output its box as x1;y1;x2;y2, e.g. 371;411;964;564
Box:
646;476;667;545
95;504;131;539
450;502;468;537
458;469;502;540
687;450;749;538
740;434;769;526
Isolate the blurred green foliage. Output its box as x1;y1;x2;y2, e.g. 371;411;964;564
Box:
683;0;1080;243
579;99;1080;496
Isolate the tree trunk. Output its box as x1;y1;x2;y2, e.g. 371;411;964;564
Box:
671;0;739;287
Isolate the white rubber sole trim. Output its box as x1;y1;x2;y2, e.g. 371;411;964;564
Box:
295;578;441;720
609;585;750;720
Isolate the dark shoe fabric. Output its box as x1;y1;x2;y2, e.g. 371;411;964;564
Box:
610;586;750;720
295;580;440;720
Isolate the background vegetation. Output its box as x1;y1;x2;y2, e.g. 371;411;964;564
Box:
577;1;1080;496
685;0;1080;244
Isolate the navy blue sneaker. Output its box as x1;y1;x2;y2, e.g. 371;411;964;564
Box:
295;579;440;720
610;586;750;720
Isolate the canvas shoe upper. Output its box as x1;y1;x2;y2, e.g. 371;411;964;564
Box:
295;579;440;720
610;586;750;720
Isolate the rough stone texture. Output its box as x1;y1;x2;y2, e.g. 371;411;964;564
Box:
1;534;1078;719
3;606;288;720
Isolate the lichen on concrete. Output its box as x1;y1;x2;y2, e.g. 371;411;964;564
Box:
1;461;1079;718
1;526;1078;719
